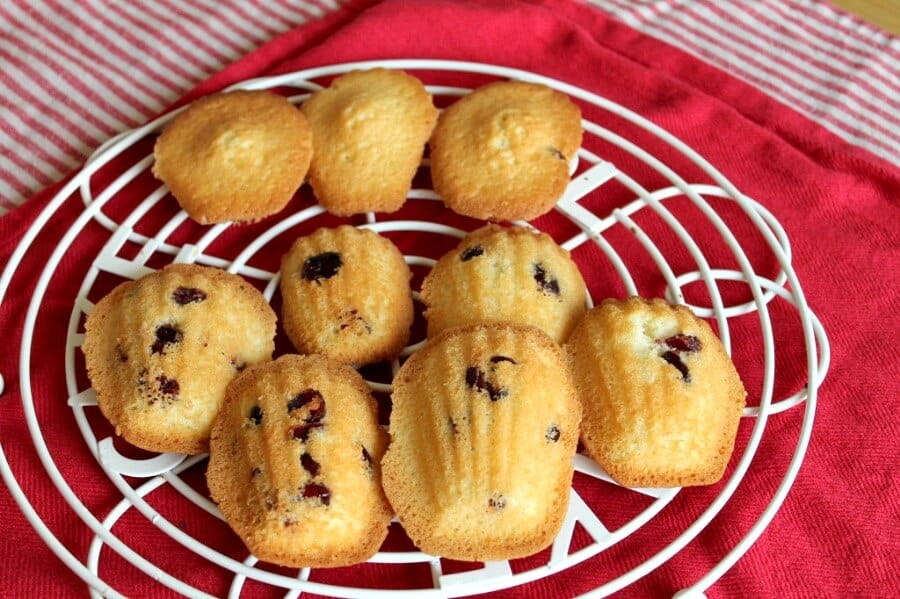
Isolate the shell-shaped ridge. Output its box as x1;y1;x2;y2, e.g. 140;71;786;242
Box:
383;323;581;561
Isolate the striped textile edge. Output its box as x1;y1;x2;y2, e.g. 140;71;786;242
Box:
0;0;342;216
588;0;900;165
0;0;897;217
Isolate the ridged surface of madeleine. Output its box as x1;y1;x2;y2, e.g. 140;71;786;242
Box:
421;224;587;344
280;225;414;365
383;323;581;561
207;354;392;567
566;297;746;487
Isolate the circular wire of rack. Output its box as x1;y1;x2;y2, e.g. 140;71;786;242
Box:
0;59;829;598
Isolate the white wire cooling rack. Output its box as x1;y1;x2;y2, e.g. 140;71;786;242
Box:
0;59;830;598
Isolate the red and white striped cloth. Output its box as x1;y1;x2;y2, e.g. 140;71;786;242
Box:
589;0;900;163
0;0;897;216
0;0;337;215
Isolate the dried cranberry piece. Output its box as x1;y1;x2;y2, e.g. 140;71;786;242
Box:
546;425;560;442
662;334;702;353
287;389;322;412
172;287;206;305
302;483;331;505
339;309;355;330
302;252;342;283
465;366;507;401
487;386;508;401
249;405;263;425
339;309;372;333
287;393;308;412
287;389;326;424
460;245;484;262
156;375;179;396
465;366;486;391
547;147;566;160
156;326;182;343
661;350;691;382
291;423;323;441
151;325;183;354
301;453;321;477
306;403;326;422
533;263;560;295
489;355;517;365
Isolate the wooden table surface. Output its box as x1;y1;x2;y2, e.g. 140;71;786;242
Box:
829;0;900;34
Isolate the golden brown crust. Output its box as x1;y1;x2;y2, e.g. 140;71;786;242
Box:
206;354;392;568
300;68;438;216
565;297;747;487
382;322;581;561
430;80;582;221
420;224;587;344
82;264;276;454
280;225;414;365
153;90;313;224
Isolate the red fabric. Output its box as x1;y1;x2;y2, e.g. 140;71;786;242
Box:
1;0;897;597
